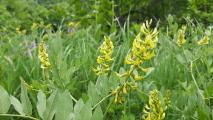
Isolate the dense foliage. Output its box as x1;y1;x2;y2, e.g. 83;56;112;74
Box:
0;0;213;120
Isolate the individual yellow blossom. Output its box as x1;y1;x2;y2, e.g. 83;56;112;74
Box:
16;26;27;35
38;41;51;69
197;35;209;45
68;22;75;27
68;21;80;28
31;23;38;30
21;29;27;35
143;90;170;120
45;23;52;29
94;36;114;75
176;26;187;47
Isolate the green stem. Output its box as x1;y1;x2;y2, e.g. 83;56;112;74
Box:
70;94;78;103
0;114;39;120
103;100;113;117
190;61;204;99
92;93;112;110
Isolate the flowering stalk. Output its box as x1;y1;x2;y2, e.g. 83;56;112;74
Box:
38;40;51;80
94;36;114;75
176;26;187;47
143;90;170;120
197;35;209;45
112;20;158;104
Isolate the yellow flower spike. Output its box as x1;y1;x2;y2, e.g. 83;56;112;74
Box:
143;89;170;120
176;26;187;47
94;36;114;75
113;20;158;104
38;41;51;69
198;35;209;45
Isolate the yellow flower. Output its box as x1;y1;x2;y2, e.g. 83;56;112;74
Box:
198;35;209;45
45;23;52;29
31;23;38;30
94;36;114;75
38;41;51;69
123;20;158;81
21;30;27;35
111;82;137;104
113;20;158;104
143;90;170;120
176;26;187;47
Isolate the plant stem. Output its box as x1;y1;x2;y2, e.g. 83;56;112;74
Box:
190;61;204;99
0;114;39;120
70;94;78;103
92;93;112;110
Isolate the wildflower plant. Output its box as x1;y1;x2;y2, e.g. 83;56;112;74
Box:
112;20;158;103
143;90;170;120
38;38;51;80
38;41;51;69
94;36;114;75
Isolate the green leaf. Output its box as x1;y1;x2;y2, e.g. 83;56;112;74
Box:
176;54;186;64
74;99;84;120
0;86;10;114
54;90;73;120
91;105;103;120
43;91;57;120
10;96;24;115
144;67;155;78
79;101;92;120
73;99;92;120
21;81;32;115
96;75;109;97
88;82;100;106
37;91;46;119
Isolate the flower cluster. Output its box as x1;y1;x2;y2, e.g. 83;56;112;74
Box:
112;20;158;103
31;23;38;30
16;26;27;35
143;90;170;120
197;35;209;45
38;41;51;69
111;82;137;103
176;26;187;47
125;20;158;80
94;36;114;75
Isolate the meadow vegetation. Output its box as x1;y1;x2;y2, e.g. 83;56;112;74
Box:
0;0;213;120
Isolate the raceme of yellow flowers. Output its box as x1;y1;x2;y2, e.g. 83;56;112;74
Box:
197;35;210;45
112;20;158;104
176;25;210;47
143;90;170;120
124;19;158;80
111;82;137;104
38;40;51;70
176;26;187;47
94;36;114;75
